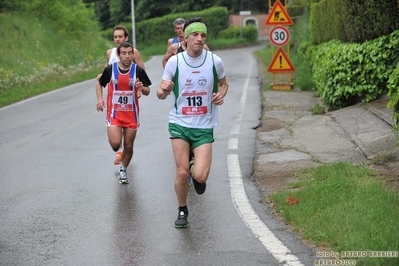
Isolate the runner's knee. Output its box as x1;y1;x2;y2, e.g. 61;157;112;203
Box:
177;167;190;180
109;140;121;152
111;145;120;152
192;170;209;183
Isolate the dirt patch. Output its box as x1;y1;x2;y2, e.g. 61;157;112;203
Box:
260;117;286;132
370;162;399;192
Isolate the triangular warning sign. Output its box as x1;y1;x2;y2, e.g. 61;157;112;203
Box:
265;0;293;26
267;48;295;72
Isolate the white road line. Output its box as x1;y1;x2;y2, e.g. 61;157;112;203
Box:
228;54;303;265
234;55;252;121
228;154;304;266
228;138;238;150
230;124;240;135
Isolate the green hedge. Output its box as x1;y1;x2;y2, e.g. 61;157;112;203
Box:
1;0;98;35
387;63;399;133
287;5;306;17
101;6;228;47
217;25;258;41
310;30;399;110
311;0;399;44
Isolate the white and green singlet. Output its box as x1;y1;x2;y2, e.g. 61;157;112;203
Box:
162;50;225;129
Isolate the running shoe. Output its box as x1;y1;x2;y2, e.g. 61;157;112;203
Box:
192;178;206;194
118;169;129;184
174;208;189;228
114;151;122;165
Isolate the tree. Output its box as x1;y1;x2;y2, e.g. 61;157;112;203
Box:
85;0;270;29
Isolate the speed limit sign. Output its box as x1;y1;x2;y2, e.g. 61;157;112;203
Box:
269;26;290;47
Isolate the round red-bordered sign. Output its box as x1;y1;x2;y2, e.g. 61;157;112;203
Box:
269;26;290;47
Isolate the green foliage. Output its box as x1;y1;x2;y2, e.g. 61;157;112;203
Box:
0;13;109;106
289;9;316;91
311;0;399;44
287;5;306;18
102;6;229;48
0;10;256;107
89;0;269;30
311;30;399;110
295;41;317;90
217;27;240;39
310;0;344;44
253;44;273;91
387;63;399;134
310;103;324;115
208;38;253;50
1;0;99;35
0;0;19;12
109;0;131;27
217;25;258;42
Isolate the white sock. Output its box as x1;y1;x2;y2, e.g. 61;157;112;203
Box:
120;165;126;171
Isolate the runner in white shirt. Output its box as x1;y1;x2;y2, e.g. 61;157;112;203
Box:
157;17;229;228
105;25;145;70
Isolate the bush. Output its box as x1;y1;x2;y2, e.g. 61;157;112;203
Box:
217;25;258;41
387;63;399;134
2;0;98;36
102;6;229;47
311;30;399;110
310;0;399;44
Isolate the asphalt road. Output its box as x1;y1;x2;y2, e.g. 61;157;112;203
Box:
0;45;316;266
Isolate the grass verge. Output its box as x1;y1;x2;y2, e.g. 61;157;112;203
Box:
0;13;110;108
254;43;273;91
269;162;399;266
0;66;104;107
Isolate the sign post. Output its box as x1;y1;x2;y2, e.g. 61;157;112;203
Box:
269;26;290;47
267;48;295;72
265;0;294;90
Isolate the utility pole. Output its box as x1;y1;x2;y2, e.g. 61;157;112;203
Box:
131;0;136;48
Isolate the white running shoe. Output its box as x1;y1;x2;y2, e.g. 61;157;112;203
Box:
118;169;129;184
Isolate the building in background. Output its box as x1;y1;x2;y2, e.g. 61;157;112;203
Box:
228;13;270;40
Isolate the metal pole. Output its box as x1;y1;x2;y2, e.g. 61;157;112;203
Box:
240;14;242;39
131;0;136;48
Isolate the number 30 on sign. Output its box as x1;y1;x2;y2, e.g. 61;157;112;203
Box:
269;26;290;47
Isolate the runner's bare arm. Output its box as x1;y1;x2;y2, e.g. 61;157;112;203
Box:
157;79;173;99
133;48;146;71
211;76;228;105
162;44;178;68
105;49;112;66
95;81;106;111
135;78;150;96
167;38;173;48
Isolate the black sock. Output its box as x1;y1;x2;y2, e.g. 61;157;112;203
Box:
179;206;188;212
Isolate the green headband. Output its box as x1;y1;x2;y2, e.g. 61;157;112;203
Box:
184;22;207;39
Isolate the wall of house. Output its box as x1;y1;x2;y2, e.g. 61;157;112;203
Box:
228;14;271;39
